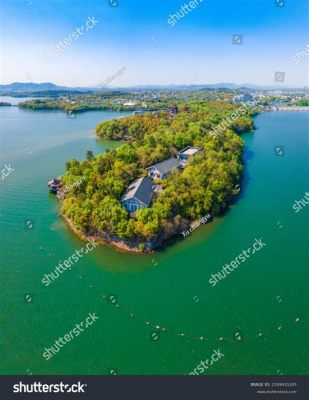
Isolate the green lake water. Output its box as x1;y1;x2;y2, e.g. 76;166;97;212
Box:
0;103;308;375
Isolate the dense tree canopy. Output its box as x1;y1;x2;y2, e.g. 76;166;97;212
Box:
61;100;253;247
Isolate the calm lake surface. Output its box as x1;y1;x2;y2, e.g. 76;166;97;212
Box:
0;102;308;375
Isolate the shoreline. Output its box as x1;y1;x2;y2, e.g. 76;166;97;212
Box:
61;213;146;254
61;211;215;254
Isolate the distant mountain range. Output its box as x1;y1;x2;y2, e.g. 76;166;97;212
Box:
124;83;272;90
0;81;306;95
0;82;96;94
0;82;68;93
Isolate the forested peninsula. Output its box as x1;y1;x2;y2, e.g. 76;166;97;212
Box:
59;100;255;252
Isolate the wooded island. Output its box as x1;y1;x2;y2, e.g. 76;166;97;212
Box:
59;100;255;252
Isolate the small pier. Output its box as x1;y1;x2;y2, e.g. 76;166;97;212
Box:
272;106;309;111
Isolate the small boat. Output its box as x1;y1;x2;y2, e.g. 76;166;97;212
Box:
48;177;62;194
49;184;61;194
48;177;61;187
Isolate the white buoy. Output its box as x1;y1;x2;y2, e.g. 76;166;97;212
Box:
295;318;300;323
278;326;282;330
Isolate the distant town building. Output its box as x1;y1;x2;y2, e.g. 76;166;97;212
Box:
177;146;203;167
146;157;181;180
121;177;154;212
232;93;255;103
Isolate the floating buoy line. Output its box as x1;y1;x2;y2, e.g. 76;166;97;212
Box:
19;221;304;345
102;294;302;344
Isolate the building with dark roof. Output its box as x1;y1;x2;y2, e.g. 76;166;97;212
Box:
146;157;181;180
121;177;154;212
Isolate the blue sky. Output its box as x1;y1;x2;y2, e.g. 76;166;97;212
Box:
0;0;308;87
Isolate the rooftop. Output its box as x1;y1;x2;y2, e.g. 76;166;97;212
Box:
121;177;154;206
179;146;202;156
147;157;180;175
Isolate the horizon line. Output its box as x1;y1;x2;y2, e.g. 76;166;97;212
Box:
1;81;308;90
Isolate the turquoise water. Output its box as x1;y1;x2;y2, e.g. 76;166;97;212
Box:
0;104;308;375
